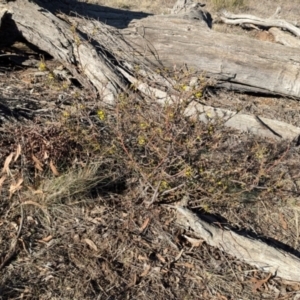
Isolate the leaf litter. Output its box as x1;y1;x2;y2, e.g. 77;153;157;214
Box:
0;38;300;300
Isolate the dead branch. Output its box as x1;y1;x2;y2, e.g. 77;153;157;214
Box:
220;8;300;37
175;206;300;282
185;101;300;140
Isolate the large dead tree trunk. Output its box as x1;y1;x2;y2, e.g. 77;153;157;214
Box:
2;0;300;102
122;15;300;98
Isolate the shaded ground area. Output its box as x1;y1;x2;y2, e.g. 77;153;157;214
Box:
1;0;300;299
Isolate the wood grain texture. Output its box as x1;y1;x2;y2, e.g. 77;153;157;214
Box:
6;0;124;103
123;15;300;98
269;27;300;48
185;101;300;140
5;1;300;100
176;206;300;282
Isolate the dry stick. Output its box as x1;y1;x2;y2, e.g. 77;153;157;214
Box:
161;183;185;196
266;143;290;174
146;180;161;208
221;8;300;37
148;144;171;178
0;204;24;270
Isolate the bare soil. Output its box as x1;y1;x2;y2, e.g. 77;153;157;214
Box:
1;1;300;299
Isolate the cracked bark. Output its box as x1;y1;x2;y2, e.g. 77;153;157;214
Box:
2;0;300;103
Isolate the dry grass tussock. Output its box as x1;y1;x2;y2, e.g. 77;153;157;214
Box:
88;0;247;14
1;62;300;299
211;0;246;10
86;0;175;14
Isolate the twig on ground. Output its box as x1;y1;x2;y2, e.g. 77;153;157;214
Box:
0;204;24;270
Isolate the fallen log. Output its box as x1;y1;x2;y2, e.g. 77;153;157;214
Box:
1;0;300;141
185;101;300;140
3;0;300;103
269;27;300;48
122;14;300;99
175;206;300;282
2;0;126;104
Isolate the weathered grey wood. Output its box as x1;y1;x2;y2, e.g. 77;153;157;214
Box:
4;0;125;104
175;206;300;282
105;65;300;140
185;101;300;140
220;10;300;37
122;15;300;98
2;0;300;283
4;1;300;101
2;0;300;138
269;27;300;48
171;0;212;28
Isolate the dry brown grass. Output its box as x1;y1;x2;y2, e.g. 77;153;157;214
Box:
1;63;300;299
1;0;300;299
86;0;175;14
83;0;300;24
210;0;246;11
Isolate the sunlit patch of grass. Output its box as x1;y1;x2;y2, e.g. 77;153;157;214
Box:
86;0;175;14
211;0;246;10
